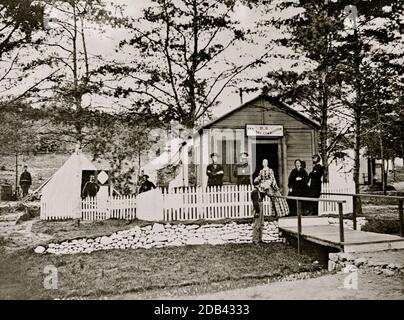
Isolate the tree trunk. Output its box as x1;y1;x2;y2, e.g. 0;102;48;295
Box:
15;152;18;198
353;113;362;215
393;157;396;181
72;3;83;145
352;26;362;215
379;134;386;194
369;156;373;186
320;102;329;183
385;157;389;194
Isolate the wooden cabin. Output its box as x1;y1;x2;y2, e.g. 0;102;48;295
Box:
191;94;320;195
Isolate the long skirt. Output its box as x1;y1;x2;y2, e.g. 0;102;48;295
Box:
266;189;289;217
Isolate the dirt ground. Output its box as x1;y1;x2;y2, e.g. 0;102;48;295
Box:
0;204;52;252
148;269;404;300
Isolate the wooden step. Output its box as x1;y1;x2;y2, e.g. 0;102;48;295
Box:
279;224;404;253
278;216;330;228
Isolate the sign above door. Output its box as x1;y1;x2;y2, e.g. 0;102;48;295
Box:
246;124;284;137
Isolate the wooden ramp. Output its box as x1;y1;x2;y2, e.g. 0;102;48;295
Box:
279;217;404;253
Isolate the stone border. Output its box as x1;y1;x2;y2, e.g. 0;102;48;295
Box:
34;221;284;255
328;252;404;276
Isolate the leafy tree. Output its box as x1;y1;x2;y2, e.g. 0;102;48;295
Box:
23;0;124;145
333;0;404;208
0;0;44;58
254;0;403;200
101;0;269;128
361;68;404;192
87;114;158;195
0;102;41;194
0;0;45;99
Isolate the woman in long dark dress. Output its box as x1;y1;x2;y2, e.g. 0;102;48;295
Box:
287;159;309;215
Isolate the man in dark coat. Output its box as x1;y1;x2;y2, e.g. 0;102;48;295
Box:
19;165;32;197
233;152;251;185
206;153;224;187
82;175;100;199
139;174;156;193
308;154;324;215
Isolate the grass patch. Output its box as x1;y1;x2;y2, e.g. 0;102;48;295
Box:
0;242;321;300
362;218;401;235
31;219;145;243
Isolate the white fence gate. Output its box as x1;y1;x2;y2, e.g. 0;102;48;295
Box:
319;182;355;215
41;182;354;221
41;195;136;220
81;195;137;220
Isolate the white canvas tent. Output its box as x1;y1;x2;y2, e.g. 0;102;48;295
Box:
40;151;109;220
141;137;184;184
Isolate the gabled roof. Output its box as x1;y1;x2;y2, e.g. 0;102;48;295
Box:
197;94;320;131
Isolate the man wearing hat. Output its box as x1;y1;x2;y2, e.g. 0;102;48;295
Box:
233;152;251;185
139;174;156;193
308;154;324;215
206;153;224;187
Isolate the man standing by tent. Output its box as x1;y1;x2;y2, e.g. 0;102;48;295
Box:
19;165;32;197
82;175;100;199
139;174;156;193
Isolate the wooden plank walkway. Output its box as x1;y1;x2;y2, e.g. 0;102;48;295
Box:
279;218;404;253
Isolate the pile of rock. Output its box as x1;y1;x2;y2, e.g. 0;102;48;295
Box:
327;217;367;230
35;221;282;255
328;252;404;276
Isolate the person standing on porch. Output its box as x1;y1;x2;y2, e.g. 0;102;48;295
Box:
258;159;289;217
252;177;265;244
206;153;224;187
233;152;251;185
287;159;310;216
308;154;324;215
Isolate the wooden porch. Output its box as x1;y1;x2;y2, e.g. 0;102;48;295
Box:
279;216;404;253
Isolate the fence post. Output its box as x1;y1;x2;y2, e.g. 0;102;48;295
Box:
338;202;345;246
399;199;404;238
352;195;357;230
297;200;302;255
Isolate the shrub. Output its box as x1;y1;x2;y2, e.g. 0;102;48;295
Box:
361;218;401;235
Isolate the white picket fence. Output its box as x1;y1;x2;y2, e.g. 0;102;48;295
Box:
160;185;272;222
41;195;137;220
40;199;81;220
81;195;137;220
319;182;355;215
41;182;354;221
